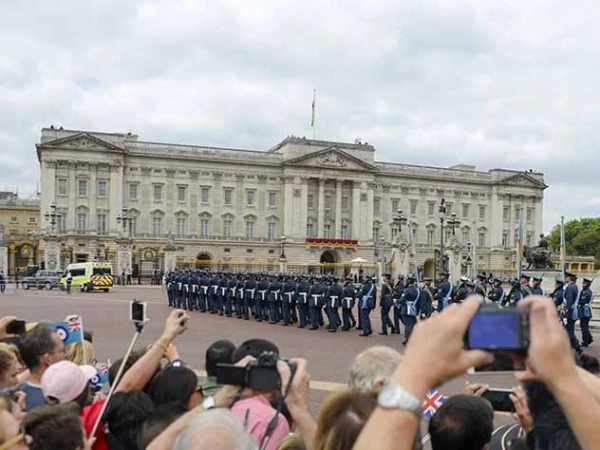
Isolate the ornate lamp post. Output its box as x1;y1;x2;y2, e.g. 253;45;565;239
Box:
116;208;133;238
280;236;286;260
44;202;62;236
279;236;287;274
466;241;473;278
439;198;447;273
447;212;461;236
392;208;408;234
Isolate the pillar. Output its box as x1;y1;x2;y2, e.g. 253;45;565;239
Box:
391;233;410;276
318;178;325;237
335;180;342;238
116;238;133;282
164;237;177;273
351;181;361;240
446;237;464;284
41;236;61;271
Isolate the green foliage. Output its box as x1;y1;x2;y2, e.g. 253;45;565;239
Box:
547;218;600;266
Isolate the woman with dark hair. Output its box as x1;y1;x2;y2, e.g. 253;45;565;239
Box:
147;366;202;412
102;391;155;450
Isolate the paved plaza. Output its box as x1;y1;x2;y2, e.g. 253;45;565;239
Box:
3;284;599;444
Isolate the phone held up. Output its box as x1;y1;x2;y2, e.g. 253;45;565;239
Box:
481;388;515;413
6;320;26;336
129;300;149;324
465;305;530;372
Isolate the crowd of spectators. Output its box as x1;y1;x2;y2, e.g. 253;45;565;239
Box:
0;295;599;449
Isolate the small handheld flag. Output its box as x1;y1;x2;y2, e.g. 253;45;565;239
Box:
50;316;83;345
91;364;110;387
422;389;446;418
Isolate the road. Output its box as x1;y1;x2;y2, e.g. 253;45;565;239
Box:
4;285;599;446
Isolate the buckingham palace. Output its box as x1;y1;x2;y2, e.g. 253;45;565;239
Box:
36;127;546;280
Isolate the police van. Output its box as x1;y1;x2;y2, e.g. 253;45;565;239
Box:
61;262;114;292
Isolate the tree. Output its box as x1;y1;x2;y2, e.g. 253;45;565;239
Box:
547;218;600;267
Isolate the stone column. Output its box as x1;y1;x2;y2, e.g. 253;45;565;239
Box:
351;181;361;240
318;178;325;237
41;236;62;271
164;240;177;273
116;238;133;283
391;233;410;276
335;180;342;238
445;237;464;284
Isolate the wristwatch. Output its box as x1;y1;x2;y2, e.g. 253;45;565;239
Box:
170;359;183;368
377;383;422;414
202;396;215;410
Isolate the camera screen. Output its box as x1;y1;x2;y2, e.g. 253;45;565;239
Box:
468;312;520;350
131;302;146;322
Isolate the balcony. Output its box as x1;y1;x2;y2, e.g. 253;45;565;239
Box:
305;238;358;247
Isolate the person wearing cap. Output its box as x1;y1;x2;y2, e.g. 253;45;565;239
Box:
507;278;523;306
325;276;343;332
400;274;420;344
486;277;505;306
563;271;582;353
391;275;405;334
579;278;594;347
473;274;487;297
308;275;325;330
551;278;565;310
434;272;453;312
358;275;377;337
531;276;543;296
378;273;395;335
296;275;310;329
454;277;470;303
41;360;96;408
418;277;436;320
341;276;357;331
520;274;533;298
281;275;297;327
267;274;282;324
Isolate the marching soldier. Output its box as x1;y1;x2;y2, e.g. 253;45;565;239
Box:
308;276;324;330
400;274;419;344
358;275;376;337
531;276;544;296
379;273;395;335
418;277;435;320
182;270;191;311
520;274;533;298
199;270;210;313
551;278;565;309
190;270;200;311
434;272;453;312
487;277;505;305
209;272;220;314
579;278;594;347
454;277;469;303
256;274;270;322
325;276;343;332
473;274;487;297
281;275;297;326
341;276;357;331
176;270;184;309
217;273;229;316
235;273;246;319
296;275;310;328
268;275;283;324
243;273;257;321
226;273;237;317
506;278;523;306
392;275;405;334
166;271;176;307
563;272;582;353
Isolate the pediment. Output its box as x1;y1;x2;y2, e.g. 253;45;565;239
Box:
497;173;547;189
40;132;125;153
283;147;378;172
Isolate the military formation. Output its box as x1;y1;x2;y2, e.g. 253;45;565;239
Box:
164;269;594;349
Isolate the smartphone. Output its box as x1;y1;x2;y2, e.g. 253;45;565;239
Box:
6;320;26;336
129;300;148;323
482;388;515;412
465;306;530;352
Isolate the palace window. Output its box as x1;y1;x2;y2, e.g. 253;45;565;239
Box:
323;224;331;239
177;218;187;237
223;219;232;238
153;185;163;202
224;188;233;206
177;186;187;202
129;183;138;200
267;222;276;241
78;180;88;197
152;217;162;236
246;190;255;206
200;219;209;237
341;225;348;239
373;198;381;215
77;213;87;234
201;187;210;204
97;180;108;198
58;179;68;196
245;220;255;238
97;213;107;235
307;194;314;209
268;192;277;207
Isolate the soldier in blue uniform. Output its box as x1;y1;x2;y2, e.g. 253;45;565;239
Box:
400;274;419;344
268;275;282;324
506;278;523;306
520;274;533;298
175;270;184;309
434;272;453;312
531;276;544;296
358;275;376;337
181;271;191;311
579;278;594;347
392;275;405;334
166;271;176;307
217;273;229;316
308;276;324;330
225;273;237;317
378;273;395;335
418;277;435;320
473;274;487;297
454;277;469;303
255;274;269;322
208;272;220;314
243;273;257;320
198;271;210;312
281;275;297;326
235;274;246;318
486;277;505;305
551;278;565;309
325;277;343;332
563;271;582;353
341;276;357;331
190;271;200;311
296;275;310;328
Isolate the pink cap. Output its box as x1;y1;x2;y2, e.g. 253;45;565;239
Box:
41;361;96;404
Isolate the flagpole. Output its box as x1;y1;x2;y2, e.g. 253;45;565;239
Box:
311;88;316;140
516;208;524;279
79;316;87;365
560;215;566;279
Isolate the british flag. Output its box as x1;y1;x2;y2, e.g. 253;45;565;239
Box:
422;389;446;418
67;316;82;332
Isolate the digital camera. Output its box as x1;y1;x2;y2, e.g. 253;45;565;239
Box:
216;351;297;391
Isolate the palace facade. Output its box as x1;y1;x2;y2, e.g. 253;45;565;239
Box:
36;127;546;279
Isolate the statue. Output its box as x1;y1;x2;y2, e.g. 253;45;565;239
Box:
523;234;553;270
167;230;174;247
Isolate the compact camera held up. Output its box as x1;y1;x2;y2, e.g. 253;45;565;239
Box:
216;351;297;391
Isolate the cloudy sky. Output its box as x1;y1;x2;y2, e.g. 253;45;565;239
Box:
1;0;598;231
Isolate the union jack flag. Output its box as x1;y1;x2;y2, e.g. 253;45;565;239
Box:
67;316;82;332
91;364;110;387
422;389;446;418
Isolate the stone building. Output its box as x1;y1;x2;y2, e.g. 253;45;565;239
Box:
36;127;546;280
0;191;40;275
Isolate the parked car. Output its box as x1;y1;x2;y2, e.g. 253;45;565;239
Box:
21;270;62;290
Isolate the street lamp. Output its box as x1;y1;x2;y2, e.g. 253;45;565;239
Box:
439;198;447;273
379;236;386;275
280;236;286;259
392;208;408;234
466;241;473;278
116;208;132;237
44;202;62;235
447;213;461;236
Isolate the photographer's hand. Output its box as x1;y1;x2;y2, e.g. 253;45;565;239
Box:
463;381;489;397
160;309;189;344
277;358;316;450
0;316;18;340
510;386;533;433
213;356;263;408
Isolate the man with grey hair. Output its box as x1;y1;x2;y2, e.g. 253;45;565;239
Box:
174;409;257;450
348;346;402;393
